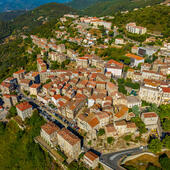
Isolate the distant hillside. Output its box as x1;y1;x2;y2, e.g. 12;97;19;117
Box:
113;5;170;37
67;0;107;10
0;10;26;21
0;21;11;40
82;0;164;16
12;3;76;31
0;3;76;41
0;0;71;12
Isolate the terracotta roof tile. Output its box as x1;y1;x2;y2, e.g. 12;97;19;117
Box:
57;128;80;146
126;53;144;60
105;124;116;133
88;117;99;128
127;122;136;128
142;112;158;118
14;69;25;74
41;122;60;135
16;102;32;111
115;105;128;118
84;151;99;161
30;84;41;88
162;87;170;93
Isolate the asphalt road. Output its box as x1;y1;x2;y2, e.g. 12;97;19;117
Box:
100;146;147;170
20;90;81;130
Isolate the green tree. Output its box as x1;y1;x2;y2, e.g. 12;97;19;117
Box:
88;140;92;146
132;105;140;117
0;116;56;169
148;138;162;153
131;117;147;134
162;135;170;149
98;128;105;136
124;134;132;141
118;85;127;95
162;119;170;131
158;104;170;119
107;137;114;144
146;163;161;170
159;154;170;170
147;104;159;113
125;79;140;89
7;106;17;118
110;78;116;84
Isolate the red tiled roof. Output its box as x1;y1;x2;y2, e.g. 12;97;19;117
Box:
41;122;60;135
162;87;170;93
115;120;126;126
53;94;62;100
57;128;80;146
127;122;136;128
43;83;52;89
5;77;15;81
107;59;123;68
32;72;39;77
115;105;128;118
16;102;32;111
105;124;116;133
30;84;41;89
20;79;31;84
143;112;158;118
84;151;99;161
96;112;109;119
78;57;88;60
1;82;11;88
126;53;144;60
14;69;25;74
3;94;11;98
88;117;99;128
107;82;117;89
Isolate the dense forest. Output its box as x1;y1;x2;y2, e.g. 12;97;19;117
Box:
82;0;164;16
0;10;26;21
67;0;106;10
0;111;60;169
0;21;11;41
0;38;30;81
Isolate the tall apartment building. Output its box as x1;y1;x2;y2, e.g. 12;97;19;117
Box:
16;102;32;121
139;85;170;105
126;23;147;34
139;86;162;105
41;122;60;147
57;128;81;160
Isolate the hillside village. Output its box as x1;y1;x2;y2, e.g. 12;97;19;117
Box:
0;7;170;170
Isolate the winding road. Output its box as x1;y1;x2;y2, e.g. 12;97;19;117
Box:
99;146;147;170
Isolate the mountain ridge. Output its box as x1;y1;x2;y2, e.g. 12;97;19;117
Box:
0;0;71;12
82;0;164;16
67;0;108;10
